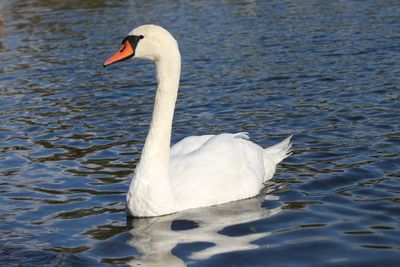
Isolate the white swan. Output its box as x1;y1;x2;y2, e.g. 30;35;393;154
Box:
103;25;292;217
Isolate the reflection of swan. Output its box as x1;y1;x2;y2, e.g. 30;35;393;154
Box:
127;192;282;266
103;25;292;217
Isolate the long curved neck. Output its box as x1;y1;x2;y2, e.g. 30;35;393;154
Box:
140;56;181;170
126;34;182;216
127;50;181;217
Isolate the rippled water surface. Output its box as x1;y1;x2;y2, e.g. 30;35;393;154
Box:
1;1;400;266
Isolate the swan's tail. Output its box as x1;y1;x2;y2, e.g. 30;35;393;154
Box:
262;135;292;182
264;135;293;165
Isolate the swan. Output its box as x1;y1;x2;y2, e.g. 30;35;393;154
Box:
103;25;292;217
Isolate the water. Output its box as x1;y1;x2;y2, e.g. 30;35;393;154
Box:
0;0;399;266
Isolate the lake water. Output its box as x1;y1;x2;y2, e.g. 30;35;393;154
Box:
0;0;399;266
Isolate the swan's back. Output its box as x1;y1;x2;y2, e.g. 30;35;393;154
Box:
170;133;291;211
171;135;215;156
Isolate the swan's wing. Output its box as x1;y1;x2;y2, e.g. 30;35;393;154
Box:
171;133;250;157
170;133;266;209
170;135;215;157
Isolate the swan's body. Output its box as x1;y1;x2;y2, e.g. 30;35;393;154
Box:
103;25;292;217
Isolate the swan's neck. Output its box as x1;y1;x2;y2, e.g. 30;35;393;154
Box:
141;57;180;169
127;51;181;216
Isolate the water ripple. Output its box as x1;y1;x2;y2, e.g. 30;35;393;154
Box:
1;0;400;266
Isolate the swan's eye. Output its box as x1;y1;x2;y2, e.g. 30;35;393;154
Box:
140;35;144;39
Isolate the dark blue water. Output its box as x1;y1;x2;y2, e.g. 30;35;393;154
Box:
1;1;399;266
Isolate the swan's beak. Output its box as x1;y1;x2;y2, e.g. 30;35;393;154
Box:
103;40;134;68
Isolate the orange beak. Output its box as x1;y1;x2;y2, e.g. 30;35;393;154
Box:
103;40;135;67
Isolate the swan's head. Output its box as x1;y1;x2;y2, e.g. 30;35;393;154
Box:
103;24;179;67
